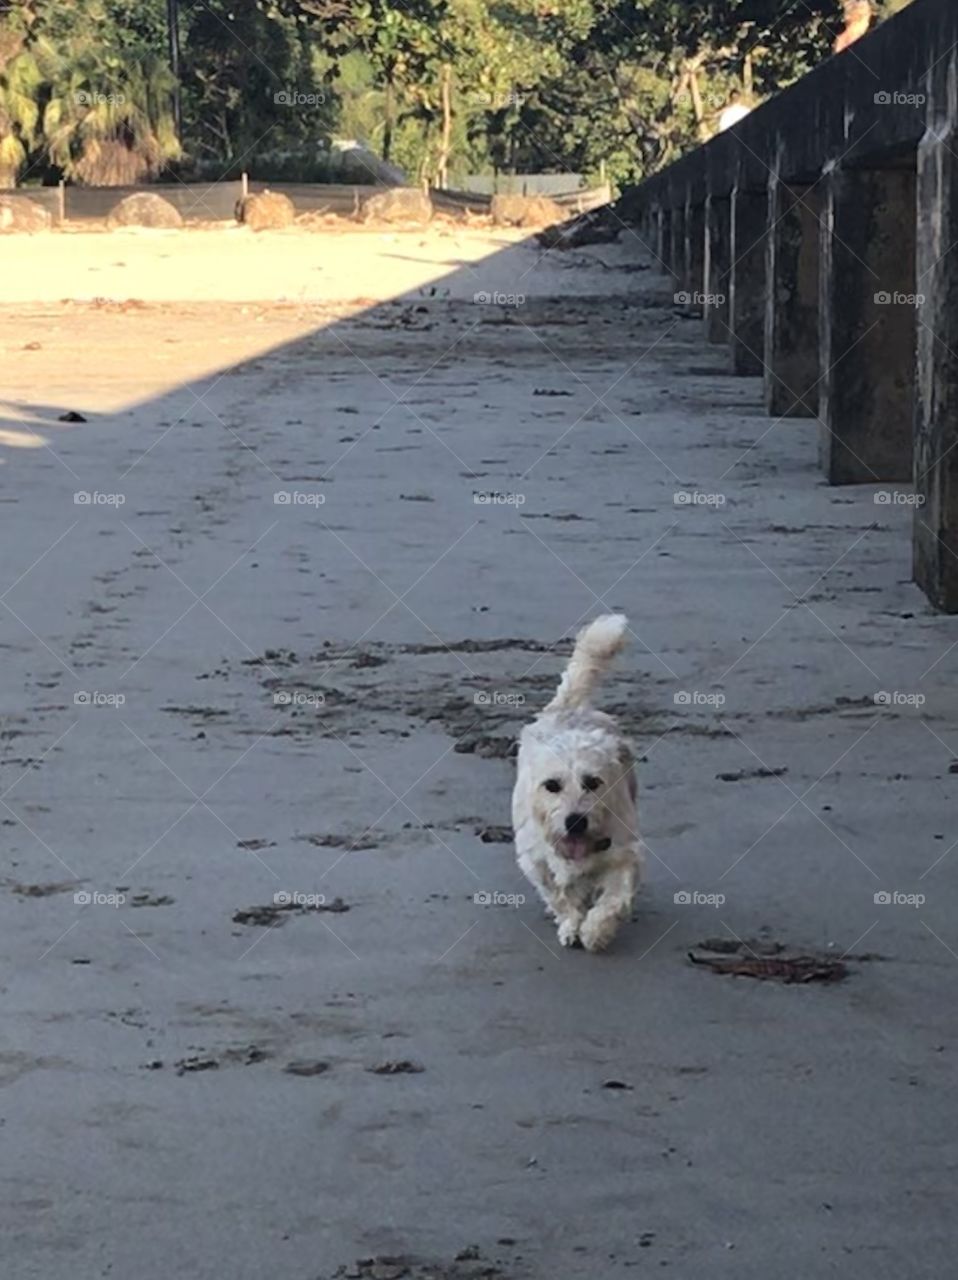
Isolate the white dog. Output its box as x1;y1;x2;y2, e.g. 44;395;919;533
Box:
512;614;643;952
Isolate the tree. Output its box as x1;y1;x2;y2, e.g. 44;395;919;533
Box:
0;1;42;184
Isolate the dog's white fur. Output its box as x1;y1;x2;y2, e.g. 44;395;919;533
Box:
512;614;643;952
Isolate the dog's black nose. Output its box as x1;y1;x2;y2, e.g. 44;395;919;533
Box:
565;812;588;836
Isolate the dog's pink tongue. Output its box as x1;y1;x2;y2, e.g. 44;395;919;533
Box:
567;837;590;862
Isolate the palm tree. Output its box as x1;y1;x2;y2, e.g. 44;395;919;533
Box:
43;50;180;185
0;43;42;186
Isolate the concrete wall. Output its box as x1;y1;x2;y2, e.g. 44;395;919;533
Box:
616;0;958;612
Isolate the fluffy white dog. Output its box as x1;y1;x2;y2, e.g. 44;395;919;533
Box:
512;614;643;952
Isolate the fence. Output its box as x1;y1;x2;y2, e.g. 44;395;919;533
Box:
454;174;587;197
1;177;610;225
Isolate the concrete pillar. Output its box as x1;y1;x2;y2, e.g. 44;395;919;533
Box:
729;183;768;374
649;205;667;271
642;206;656;249
669;202;687;288
764;179;821;417
658;207;672;275
819;167;916;483
704;194;731;344
914;115;958;610
686;200;706;308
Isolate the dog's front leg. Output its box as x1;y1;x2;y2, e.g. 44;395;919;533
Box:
519;854;581;944
554;899;586;947
579;862;637;953
550;879;592;947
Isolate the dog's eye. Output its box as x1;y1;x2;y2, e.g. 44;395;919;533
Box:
542;778;563;793
582;775;603;792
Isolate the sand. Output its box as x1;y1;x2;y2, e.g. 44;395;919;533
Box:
1;221;956;1279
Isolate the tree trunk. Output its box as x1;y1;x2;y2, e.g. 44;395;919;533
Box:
435;62;452;188
383;76;394;163
686;67;709;142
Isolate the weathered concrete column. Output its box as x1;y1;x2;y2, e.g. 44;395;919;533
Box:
703;194;731;344
686;200;706;308
914;105;958;609
658;207;673;275
650;205;669;273
643;206;658;251
764;178;821;417
819;166;916;483
729;183;768;374
669;202;688;288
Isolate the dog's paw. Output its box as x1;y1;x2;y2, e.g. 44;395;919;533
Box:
556;917;581;947
579;913;618;953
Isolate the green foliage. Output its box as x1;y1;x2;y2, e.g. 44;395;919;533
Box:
0;0;844;189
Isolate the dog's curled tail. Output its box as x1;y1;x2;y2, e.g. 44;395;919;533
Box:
546;614;629;712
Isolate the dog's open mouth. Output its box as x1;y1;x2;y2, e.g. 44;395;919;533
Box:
557;835;612;861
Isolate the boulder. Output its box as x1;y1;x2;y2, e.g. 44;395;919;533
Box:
491;193;564;228
536;210;620;250
106;193;183;229
235;190;295;231
361;188;432;225
0;196;52;233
